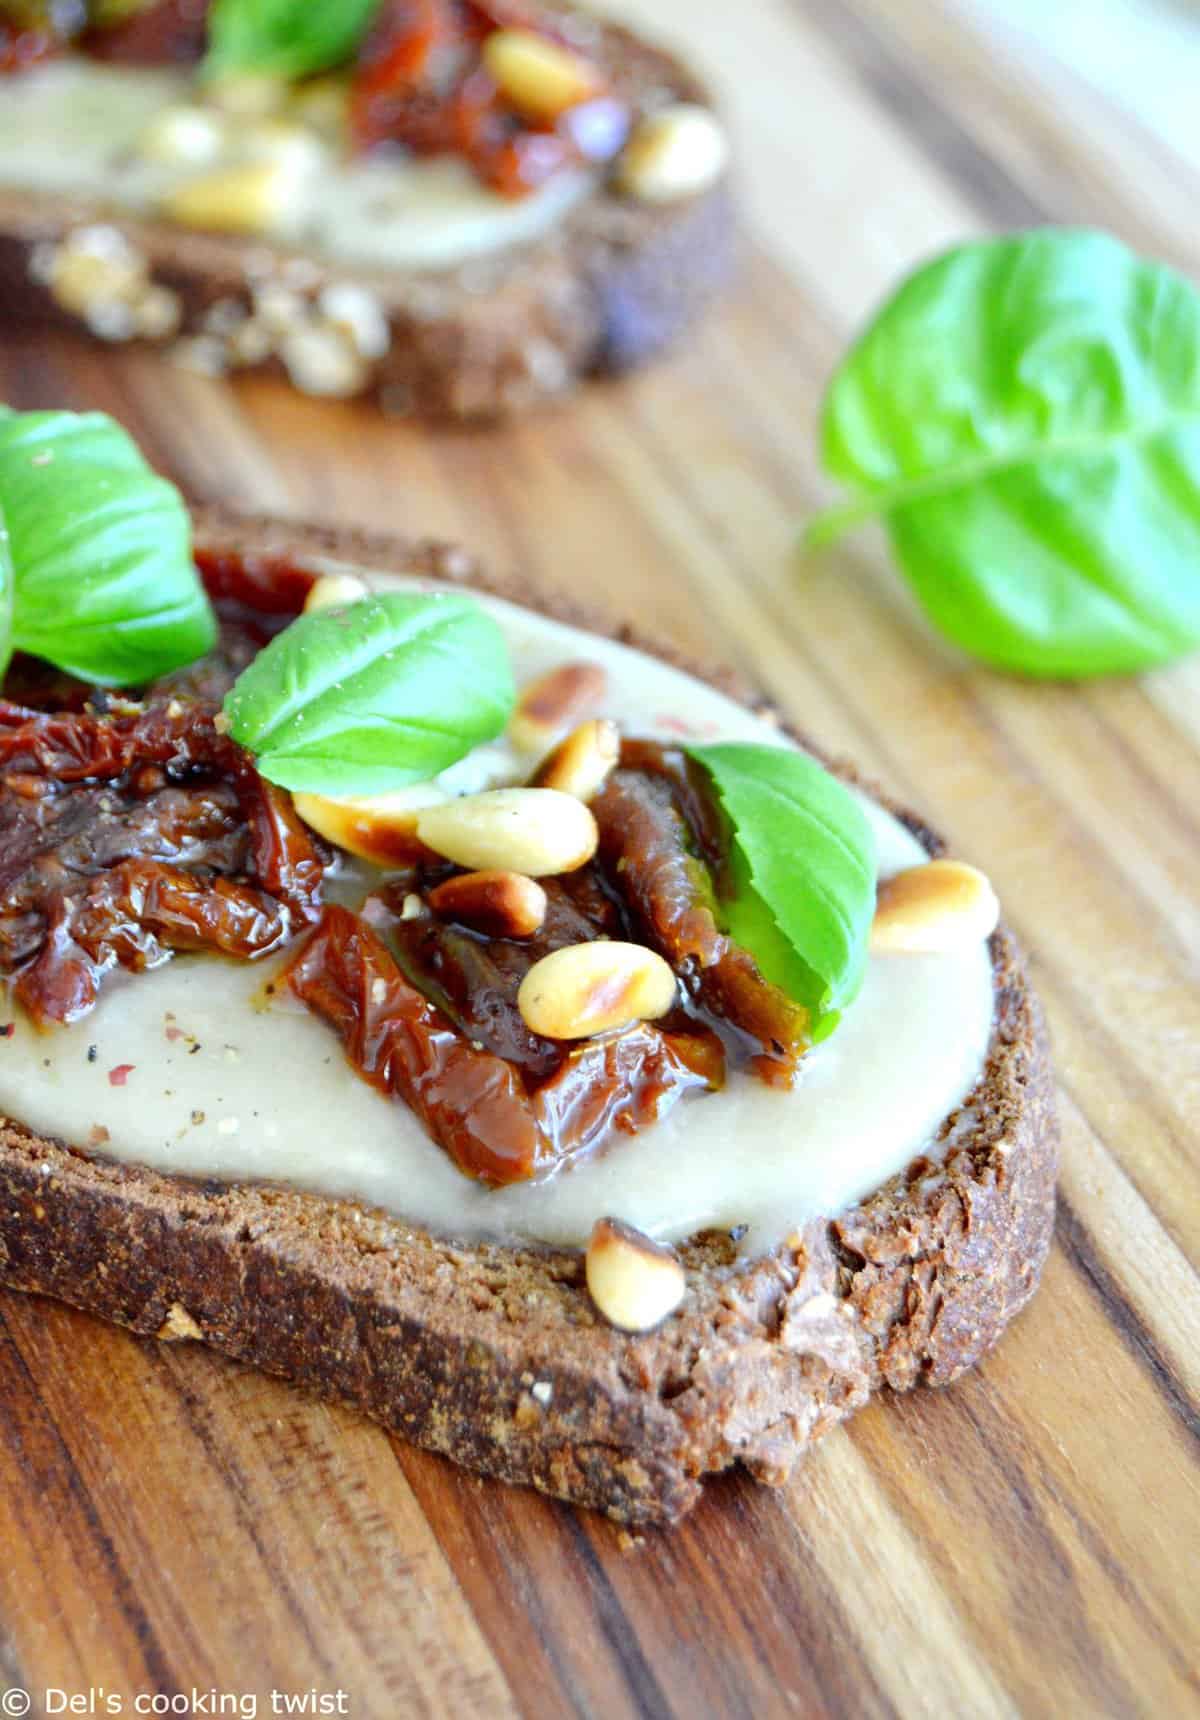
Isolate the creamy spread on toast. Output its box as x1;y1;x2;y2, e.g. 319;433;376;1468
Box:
0;555;995;1260
0;63;596;270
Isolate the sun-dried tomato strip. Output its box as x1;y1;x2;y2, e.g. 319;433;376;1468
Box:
285;903;723;1185
592;749;810;1080
15;859;302;1026
83;0;210;65
593;766;724;967
350;0;625;196
284;904;547;1186
0;699;324;917
532;1023;723;1147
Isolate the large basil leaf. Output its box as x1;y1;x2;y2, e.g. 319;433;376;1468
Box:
0;410;216;685
806;229;1200;677
204;0;382;80
224;591;516;794
687;743;877;1040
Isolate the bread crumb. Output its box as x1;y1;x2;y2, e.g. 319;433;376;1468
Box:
158;1303;204;1342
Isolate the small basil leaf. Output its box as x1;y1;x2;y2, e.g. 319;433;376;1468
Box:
224;592;516;795
0;410;217;685
204;0;382;80
805;229;1200;678
687;742;877;1039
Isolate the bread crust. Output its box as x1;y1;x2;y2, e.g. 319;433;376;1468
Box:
0;15;734;419
0;505;1059;1525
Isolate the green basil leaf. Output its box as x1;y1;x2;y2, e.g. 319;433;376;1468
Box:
805;229;1200;678
224;592;516;795
204;0;382;80
687;743;877;1040
0;410;217;685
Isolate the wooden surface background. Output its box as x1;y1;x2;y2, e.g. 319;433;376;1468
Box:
2;1;1199;1715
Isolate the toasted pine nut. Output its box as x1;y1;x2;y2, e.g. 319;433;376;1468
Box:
293;785;450;865
240;118;327;173
533;718;620;801
871;859;1000;954
586;1218;685;1333
482;29;599;122
517;941;676;1039
617;103;729;203
133;284;183;340
509;661;608;755
203;74;289;118
46;229;145;317
280;325;368;399
158;160;296;235
427;870;547;938
416;788;597;876
289;74;351;140
138;104;227;168
303;572;369;613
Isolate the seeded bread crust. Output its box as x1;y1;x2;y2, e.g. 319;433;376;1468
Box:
0;12;733;420
0;507;1058;1526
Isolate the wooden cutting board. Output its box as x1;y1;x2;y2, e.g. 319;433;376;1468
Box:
1;2;1198;1715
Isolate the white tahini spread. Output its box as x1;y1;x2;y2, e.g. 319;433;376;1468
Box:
0;564;997;1259
0;63;592;270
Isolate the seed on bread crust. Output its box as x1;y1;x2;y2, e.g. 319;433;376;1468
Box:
586;1218;686;1333
509;661;608;754
533;718;620;801
416;788;597;876
871;859;1000;954
427;870;548;939
517;941;677;1039
617;103;729;203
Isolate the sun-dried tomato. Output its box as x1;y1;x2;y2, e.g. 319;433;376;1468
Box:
0;21;57;70
285;901;722;1186
592;743;811;1082
83;0;209;64
349;0;626;196
383;867;623;1081
0;697;325;1025
285;903;548;1186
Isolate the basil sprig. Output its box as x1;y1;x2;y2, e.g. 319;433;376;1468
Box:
687;743;876;1042
0;409;216;685
805;229;1200;678
223;592;516;795
204;0;382;81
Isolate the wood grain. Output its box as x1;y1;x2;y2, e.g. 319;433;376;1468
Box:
2;1;1199;1715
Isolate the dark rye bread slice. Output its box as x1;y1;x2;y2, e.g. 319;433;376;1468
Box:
0;10;733;420
0;506;1059;1525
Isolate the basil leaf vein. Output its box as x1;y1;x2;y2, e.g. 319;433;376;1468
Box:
224;592;516;795
804;229;1200;678
687;742;877;1040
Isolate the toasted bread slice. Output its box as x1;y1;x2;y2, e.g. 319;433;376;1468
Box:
0;506;1058;1525
0;12;733;420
